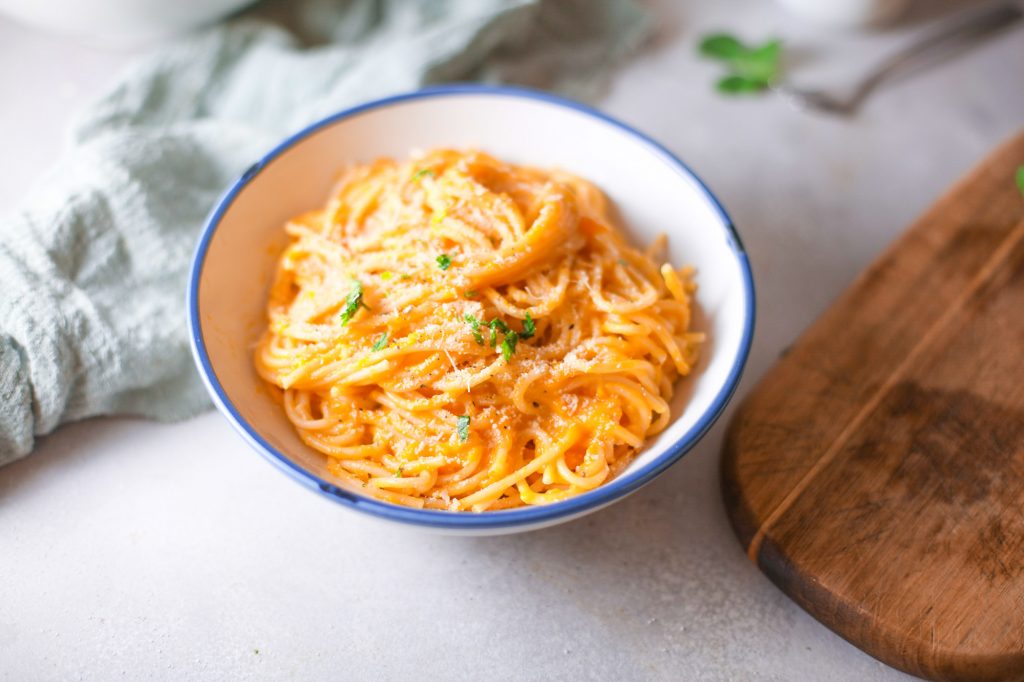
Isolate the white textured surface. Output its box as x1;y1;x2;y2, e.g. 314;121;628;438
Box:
1;1;1022;679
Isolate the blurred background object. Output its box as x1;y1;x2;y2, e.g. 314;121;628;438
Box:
773;2;1023;113
0;0;255;46
776;0;912;28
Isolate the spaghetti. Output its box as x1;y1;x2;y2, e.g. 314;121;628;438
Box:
255;149;702;511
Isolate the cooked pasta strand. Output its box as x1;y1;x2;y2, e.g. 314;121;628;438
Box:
255;149;701;511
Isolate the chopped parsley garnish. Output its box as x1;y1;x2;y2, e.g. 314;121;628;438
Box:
436;253;452;270
1017;165;1024;197
464;290;477;298
339;279;369;325
412;168;435;181
466;315;528;360
465;314;485;345
395;465;404;477
521;312;535;339
487;319;508;348
456;415;471;442
371;332;389;351
500;331;519;362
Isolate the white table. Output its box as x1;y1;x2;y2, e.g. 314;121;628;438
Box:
2;2;1021;679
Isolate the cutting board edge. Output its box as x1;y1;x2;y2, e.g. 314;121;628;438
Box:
722;433;1024;682
758;525;1024;682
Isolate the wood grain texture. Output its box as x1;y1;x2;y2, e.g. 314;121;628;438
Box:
722;130;1024;681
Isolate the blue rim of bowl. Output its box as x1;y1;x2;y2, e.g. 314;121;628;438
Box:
187;84;755;530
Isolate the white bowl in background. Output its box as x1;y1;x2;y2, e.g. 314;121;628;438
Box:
0;0;254;46
776;0;910;28
188;86;755;534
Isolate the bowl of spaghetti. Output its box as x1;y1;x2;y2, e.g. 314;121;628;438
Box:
188;85;754;533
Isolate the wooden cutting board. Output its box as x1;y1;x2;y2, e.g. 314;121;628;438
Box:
722;130;1024;682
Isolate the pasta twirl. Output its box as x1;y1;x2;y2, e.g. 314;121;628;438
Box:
255;149;702;511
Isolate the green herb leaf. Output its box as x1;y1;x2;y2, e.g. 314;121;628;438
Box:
699;32;782;95
456;415;471;442
339;279;368;325
395;464;404;477
1017;165;1024;197
464;290;477;298
436;254;452;270
717;75;765;94
699;33;745;60
412;168;434;181
371;332;389;351
521;312;535;339
730;44;780;85
487;318;509;348
465;314;484;345
500;331;519;362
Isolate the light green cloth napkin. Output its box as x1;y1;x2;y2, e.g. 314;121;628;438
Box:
0;0;650;466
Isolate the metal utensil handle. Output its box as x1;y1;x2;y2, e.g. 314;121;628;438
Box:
850;3;1023;107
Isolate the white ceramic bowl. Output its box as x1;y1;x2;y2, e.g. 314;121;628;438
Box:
188;86;755;534
0;0;254;46
776;0;909;28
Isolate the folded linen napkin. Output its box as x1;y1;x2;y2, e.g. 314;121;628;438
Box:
0;0;651;466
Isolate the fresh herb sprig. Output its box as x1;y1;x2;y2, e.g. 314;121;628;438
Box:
464;313;535;362
465;314;485;345
436;253;452;270
339;279;370;325
520;312;535;340
1016;166;1024;197
698;33;783;95
487;318;509;348
456;415;471;442
371;332;389;351
500;331;519;362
